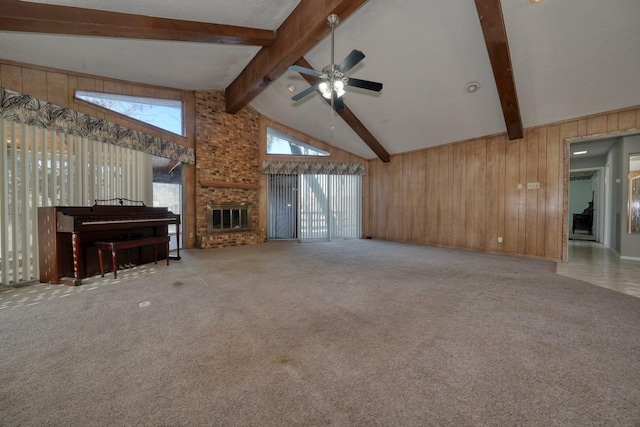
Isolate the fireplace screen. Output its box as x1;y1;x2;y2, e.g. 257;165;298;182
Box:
207;203;250;232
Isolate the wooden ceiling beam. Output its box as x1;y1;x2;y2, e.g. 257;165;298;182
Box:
0;0;275;46
337;106;391;163
474;0;523;140
295;57;390;163
225;0;369;114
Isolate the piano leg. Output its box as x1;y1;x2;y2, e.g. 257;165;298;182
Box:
71;232;82;286
111;249;118;279
98;247;105;278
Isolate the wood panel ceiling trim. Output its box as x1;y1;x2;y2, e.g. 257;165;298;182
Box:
294;57;390;163
474;0;524;140
225;0;369;114
0;0;275;46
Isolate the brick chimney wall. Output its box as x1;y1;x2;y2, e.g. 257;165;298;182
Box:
195;90;265;248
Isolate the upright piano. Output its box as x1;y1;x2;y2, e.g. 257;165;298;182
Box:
38;204;180;285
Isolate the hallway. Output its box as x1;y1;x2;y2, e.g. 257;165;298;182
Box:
556;240;640;298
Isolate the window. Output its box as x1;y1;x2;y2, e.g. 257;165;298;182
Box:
152;156;182;250
75;91;184;136
267;128;329;156
0;118;152;285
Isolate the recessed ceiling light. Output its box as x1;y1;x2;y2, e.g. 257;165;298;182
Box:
573;150;588;155
465;81;480;93
287;84;296;93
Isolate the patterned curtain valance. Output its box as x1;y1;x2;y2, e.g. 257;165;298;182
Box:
0;86;195;164
261;160;365;176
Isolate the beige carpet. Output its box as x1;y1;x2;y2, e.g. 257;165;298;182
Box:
1;239;639;426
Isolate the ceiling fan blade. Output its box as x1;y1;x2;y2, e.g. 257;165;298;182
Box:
289;65;324;77
292;83;320;101
346;78;383;92
332;91;345;112
291;83;320;101
337;49;365;74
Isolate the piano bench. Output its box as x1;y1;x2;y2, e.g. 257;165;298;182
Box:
95;236;171;279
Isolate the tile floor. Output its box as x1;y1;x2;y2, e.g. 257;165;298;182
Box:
556;240;640;298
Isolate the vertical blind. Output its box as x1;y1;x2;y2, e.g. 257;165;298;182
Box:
0;118;152;285
267;174;298;240
299;174;329;240
267;174;362;240
327;175;362;239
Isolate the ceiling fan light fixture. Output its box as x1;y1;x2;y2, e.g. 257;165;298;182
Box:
319;81;331;98
334;79;346;97
288;13;382;109
319;79;346;99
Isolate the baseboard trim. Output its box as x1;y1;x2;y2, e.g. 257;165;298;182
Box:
620;255;640;261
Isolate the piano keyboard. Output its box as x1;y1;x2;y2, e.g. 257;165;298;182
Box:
82;218;175;225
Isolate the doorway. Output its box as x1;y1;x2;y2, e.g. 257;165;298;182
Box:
267;174;298;240
569;169;601;242
267;173;362;241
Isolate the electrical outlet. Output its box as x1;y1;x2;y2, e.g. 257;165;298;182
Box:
497;237;503;243
527;182;540;190
517;183;523;191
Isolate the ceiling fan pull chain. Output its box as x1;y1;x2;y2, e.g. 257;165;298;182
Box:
330;96;335;131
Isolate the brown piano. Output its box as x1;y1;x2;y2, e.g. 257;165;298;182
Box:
38;203;180;285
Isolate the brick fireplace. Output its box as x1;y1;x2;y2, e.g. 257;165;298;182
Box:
195;90;265;249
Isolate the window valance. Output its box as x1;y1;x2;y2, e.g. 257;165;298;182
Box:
0;86;195;164
261;160;365;176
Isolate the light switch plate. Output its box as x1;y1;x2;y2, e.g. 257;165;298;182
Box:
527;182;540;189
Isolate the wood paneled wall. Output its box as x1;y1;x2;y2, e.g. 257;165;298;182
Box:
366;107;640;261
0;59;198;248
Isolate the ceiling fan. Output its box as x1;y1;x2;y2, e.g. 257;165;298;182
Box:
289;14;383;112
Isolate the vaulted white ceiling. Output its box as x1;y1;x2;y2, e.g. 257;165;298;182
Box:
1;0;639;159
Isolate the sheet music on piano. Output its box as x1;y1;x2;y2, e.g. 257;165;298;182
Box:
94;198;147;207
